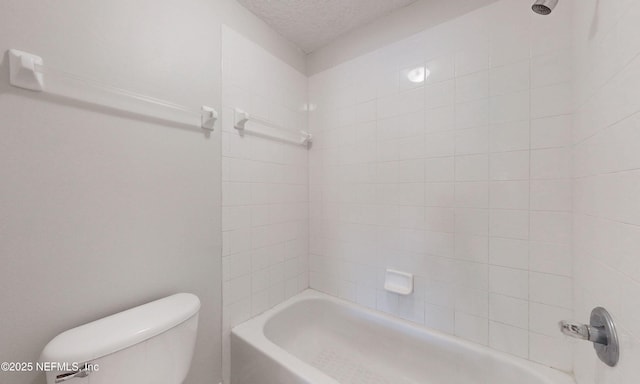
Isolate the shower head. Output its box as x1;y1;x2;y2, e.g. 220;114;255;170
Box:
532;0;558;15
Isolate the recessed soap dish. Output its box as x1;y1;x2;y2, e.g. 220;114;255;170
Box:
384;269;413;295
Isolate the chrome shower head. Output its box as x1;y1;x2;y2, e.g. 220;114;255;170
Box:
532;0;558;15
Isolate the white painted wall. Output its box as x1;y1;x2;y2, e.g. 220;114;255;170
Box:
572;1;640;383
220;26;309;383
0;1;304;384
308;0;574;371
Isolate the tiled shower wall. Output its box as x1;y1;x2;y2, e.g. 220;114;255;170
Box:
572;1;640;383
220;27;309;381
308;0;574;370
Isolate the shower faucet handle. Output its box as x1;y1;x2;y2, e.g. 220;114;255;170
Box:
559;321;588;340
559;321;606;344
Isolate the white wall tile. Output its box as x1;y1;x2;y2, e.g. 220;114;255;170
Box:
223;275;251;306
490;120;530;152
455;127;489;155
425;182;455;207
425;157;455;182
425;80;455;109
425;105;455;132
425;132;455;157
530;272;572;308
490;91;530;124
307;0;576;366
455;287;489;317
455;312;489;345
425;303;455;334
531;83;572;119
489;237;529;270
490;321;529;358
456;154;489;181
532;51;572;88
489;266;529;299
455;182;489;208
530;302;572;337
490;181;530;210
573;1;640;380
222;27;308;346
456;71;489;103
489;293;529;327
455;43;490;77
529;333;573;372
531;115;572;149
455;208;489;236
490;60;530;96
456;100;490;130
490;210;529;240
426;55;455;84
530;242;571;277
531;148;571;180
223;252;252;281
530;180;572;211
490;151;530;181
530;212;571;244
455;234;489;263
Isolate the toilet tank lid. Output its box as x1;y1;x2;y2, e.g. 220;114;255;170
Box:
40;293;200;364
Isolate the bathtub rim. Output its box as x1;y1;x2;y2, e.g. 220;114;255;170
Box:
231;289;576;384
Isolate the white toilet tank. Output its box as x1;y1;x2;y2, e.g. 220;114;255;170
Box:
40;293;200;384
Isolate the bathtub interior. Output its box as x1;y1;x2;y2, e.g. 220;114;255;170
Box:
263;297;565;384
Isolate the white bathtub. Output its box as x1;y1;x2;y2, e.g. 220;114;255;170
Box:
231;290;575;384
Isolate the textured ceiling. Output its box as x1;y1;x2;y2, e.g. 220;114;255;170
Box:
236;0;419;53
